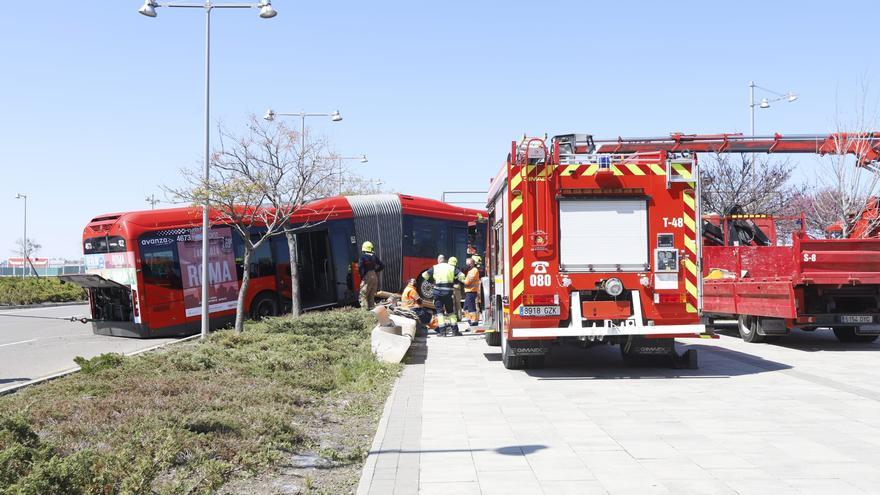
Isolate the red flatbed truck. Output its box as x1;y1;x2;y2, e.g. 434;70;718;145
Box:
701;213;880;342
599;132;880;343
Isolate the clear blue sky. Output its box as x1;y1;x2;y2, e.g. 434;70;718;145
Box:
0;0;876;259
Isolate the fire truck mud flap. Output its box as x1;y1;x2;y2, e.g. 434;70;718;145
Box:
506;340;549;357
620;336;698;369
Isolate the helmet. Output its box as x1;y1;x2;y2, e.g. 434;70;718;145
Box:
361;241;374;253
448;256;458;266
471;255;482;265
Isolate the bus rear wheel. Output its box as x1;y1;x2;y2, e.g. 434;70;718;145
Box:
250;293;279;321
833;327;879;343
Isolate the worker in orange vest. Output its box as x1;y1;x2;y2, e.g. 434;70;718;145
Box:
463;257;481;326
401;278;431;325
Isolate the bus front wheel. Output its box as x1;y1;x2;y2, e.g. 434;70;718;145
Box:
250;293;279;321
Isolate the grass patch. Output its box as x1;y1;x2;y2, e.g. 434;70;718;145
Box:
0;308;400;494
0;277;86;306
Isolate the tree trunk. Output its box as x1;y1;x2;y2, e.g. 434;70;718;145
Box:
234;247;252;334
285;229;301;317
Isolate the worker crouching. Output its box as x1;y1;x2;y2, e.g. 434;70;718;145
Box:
423;255;466;337
463;257;480;326
358;241;384;310
401;278;431;326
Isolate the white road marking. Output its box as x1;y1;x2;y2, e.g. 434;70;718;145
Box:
0;339;37;348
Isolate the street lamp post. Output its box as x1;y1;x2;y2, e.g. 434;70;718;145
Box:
328;154;369;195
15;194;27;278
749;81;798;135
263;109;343;154
145;193;160;209
139;0;277;340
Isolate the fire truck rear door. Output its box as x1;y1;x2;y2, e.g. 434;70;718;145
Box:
559;199;648;272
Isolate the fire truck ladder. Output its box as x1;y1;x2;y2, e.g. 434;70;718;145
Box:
593;131;880;315
594;132;880;172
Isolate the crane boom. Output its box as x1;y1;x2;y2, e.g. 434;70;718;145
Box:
594;132;880;168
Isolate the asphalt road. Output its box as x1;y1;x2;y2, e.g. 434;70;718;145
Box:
0;304;179;392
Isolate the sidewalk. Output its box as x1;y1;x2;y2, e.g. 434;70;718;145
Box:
358;327;880;495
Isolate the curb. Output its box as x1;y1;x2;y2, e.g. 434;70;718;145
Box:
0;301;88;311
355;373;401;495
0;333;201;396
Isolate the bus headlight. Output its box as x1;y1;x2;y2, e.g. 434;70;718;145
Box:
604;277;623;297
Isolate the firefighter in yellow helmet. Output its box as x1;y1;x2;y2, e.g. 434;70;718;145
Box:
358;241;384;310
422;255;466;336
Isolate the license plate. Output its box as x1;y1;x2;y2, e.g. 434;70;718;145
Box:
519;305;560;317
841;315;873;323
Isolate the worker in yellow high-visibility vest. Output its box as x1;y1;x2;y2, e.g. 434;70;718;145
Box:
422;255;466;336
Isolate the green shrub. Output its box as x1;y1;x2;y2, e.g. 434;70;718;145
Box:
0;308;399;494
73;353;125;374
0;277;86;306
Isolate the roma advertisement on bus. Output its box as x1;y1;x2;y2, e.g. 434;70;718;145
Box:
178;226;239;317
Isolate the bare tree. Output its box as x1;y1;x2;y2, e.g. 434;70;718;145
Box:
806;90;880;237
312;157;386;198
11;238;41;259
700;152;796;215
169;117;335;332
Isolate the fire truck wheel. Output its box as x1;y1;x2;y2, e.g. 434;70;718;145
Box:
737;315;766;343
250;293;279;321
501;330;525;370
833;327;880;343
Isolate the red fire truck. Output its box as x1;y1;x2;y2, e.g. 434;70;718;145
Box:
62;194;485;338
596;132;880;344
482;134;710;369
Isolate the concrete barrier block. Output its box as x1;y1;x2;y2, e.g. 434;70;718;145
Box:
371;325;412;363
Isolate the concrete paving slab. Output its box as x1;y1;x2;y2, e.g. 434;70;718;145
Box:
357;326;880;494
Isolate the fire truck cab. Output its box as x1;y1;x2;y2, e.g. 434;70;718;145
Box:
482;134;711;369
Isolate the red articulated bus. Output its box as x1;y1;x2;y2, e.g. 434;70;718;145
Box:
62;194;486;338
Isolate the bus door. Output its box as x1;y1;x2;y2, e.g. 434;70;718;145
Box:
452;227;469;265
297;229;337;308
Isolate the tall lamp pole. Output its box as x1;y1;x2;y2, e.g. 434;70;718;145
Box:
328;154;369;195
263;109;343;153
139;0;277;340
749;81;798;136
15;194;27;278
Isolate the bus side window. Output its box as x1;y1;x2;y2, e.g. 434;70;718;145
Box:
410;217;447;258
141;244;181;289
231;233;275;279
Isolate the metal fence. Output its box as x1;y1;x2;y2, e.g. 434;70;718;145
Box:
0;261;86;277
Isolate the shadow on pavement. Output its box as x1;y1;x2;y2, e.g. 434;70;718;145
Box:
715;326;880;353
477;338;792;380
370;444;547;456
